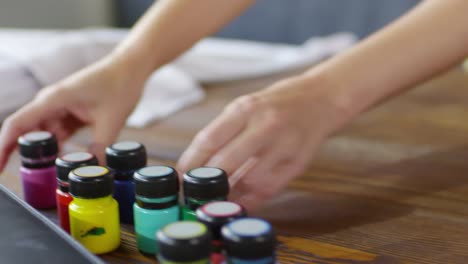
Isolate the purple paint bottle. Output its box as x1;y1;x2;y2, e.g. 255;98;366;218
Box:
18;131;58;209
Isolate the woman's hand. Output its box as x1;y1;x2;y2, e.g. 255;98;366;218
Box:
179;0;468;212
178;73;348;211
0;57;145;170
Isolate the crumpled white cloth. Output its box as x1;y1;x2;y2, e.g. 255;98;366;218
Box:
0;28;356;127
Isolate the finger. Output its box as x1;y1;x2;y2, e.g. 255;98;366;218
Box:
40;119;67;143
41;114;83;144
0;100;57;171
229;149;289;190
89;116;124;164
177;103;248;173
59;114;85;141
228;156;259;185
205;122;277;176
230;158;306;212
229;132;300;184
38;107;85;155
229;137;307;211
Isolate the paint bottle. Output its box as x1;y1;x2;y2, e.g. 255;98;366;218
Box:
106;141;147;224
133;165;180;255
196;201;247;264
55;152;98;233
222;218;277;264
182;167;229;221
18;131;58;209
156;221;211;264
68;166;120;254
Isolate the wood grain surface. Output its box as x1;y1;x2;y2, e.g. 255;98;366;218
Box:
1;66;468;263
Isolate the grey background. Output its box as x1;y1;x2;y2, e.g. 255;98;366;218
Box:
116;0;420;44
0;0;114;28
0;0;420;44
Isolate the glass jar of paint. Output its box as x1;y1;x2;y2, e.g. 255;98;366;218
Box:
106;140;147;224
196;201;247;264
156;221;211;264
182;167;229;220
55;152;98;233
222;218;277;264
133;165;180;255
68;166;120;254
18;131;58;209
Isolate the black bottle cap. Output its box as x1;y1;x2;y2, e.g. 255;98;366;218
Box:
18;131;58;159
134;166;179;198
196;201;247;240
56;152;99;182
69;166;114;199
222;218;276;260
105;141;147;172
157;221;211;262
183;167;229;200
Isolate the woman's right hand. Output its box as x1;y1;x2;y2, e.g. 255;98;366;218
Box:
0;57;145;171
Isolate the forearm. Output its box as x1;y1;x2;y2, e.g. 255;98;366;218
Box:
304;0;468;131
110;0;254;84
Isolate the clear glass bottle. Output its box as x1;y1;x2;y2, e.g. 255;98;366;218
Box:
69;166;120;254
133;165;180;255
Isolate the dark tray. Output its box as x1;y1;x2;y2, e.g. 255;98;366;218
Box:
0;184;103;264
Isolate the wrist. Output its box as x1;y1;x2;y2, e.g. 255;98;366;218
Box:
80;55;146;102
297;67;358;135
104;47;156;91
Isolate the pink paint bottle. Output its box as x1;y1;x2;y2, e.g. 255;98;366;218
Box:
18;131;58;209
196;201;247;264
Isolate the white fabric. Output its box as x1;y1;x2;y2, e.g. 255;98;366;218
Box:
463;59;468;72
126;66;205;127
0;56;38;121
174;33;356;83
0;28;356;128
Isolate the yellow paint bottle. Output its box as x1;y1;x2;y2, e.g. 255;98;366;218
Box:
69;166;120;254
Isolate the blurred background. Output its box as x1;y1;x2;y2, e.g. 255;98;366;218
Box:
0;0;419;43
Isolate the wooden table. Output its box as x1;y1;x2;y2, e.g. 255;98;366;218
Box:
1;67;468;263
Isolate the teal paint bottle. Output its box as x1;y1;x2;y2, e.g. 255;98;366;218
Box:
133;166;180;255
182;167;229;220
156;221;211;264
